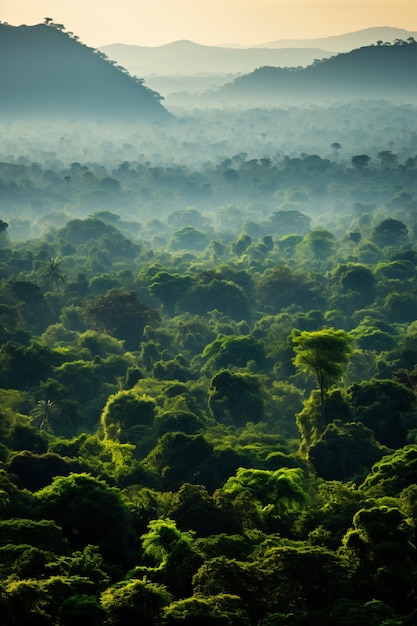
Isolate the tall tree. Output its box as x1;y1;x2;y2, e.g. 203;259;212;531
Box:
292;328;353;413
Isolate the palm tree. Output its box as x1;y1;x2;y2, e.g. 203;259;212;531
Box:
39;256;66;292
30;399;59;432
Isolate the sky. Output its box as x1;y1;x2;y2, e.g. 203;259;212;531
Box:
1;0;416;47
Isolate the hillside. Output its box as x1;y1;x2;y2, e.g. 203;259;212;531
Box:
215;40;417;105
254;26;417;51
0;22;169;120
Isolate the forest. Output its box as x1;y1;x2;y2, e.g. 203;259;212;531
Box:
1;22;417;626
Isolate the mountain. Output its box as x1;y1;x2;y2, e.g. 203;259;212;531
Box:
253;27;417;51
100;40;334;77
0;23;169;120
213;40;417;105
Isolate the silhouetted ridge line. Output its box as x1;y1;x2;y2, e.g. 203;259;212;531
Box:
217;40;417;103
0;22;169;120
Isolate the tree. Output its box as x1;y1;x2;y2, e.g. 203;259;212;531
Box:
208;370;264;427
256;265;321;312
162;595;250;625
332;263;376;304
170;226;208;251
101;578;171;626
267;210;311;237
360;445;417;496
377;150;398;169
202;335;267;373
6;451;82;491
38;257;66;292
30;399;59;433
193;556;262;621
292;328;353;413
100;390;155;443
341;506;417;611
58;594;105;626
0;219;8;247
260;545;348;619
347;379;416;448
144;433;213;491
85;288;160;351
372;218;408;248
308;420;388;482
149;272;193;315
222;467;307;519
35;473;136;567
178;279;250;321
139;518;203;597
351;154;370;170
301;229;336;262
168;483;238;537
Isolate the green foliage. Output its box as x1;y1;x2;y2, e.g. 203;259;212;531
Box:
168;483;239;537
162;594;250;625
58;594;105;626
308;420;388;482
38;256;66;292
0;341;57;390
341;505;417;610
260;544;348;618
347;379;417;448
202;335;267;372
292;328;353;410
85;288;160;350
372;218;408;248
140;518;203;597
1;106;417;624
334;263;376;297
143;433;213;491
301;229;336;262
7;451;83;491
101;389;156;442
178;279;250;320
208;370;264;427
222;467;307;519
149;271;193;314
100;578;172;626
360;445;417;496
34;473;136;566
141;518;195;566
192;556;262;618
256;265;321;312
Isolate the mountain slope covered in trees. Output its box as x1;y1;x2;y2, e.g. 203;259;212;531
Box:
215;40;417;104
0;22;168;120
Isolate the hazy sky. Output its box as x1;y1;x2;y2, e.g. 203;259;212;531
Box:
1;0;416;47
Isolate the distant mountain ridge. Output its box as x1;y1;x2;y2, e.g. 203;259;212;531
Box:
214;40;417;105
100;27;417;79
253;26;417;51
100;40;334;77
0;23;168;120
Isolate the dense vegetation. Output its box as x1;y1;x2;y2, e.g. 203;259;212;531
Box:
1;23;417;622
0;121;416;625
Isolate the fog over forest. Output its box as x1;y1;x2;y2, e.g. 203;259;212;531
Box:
0;20;417;626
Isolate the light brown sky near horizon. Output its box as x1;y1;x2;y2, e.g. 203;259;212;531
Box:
1;0;416;47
